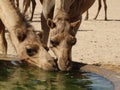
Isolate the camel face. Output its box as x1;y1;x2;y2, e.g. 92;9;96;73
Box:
47;12;79;71
40;0;95;71
0;0;57;71
15;28;57;71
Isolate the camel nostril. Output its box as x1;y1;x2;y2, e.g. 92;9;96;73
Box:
48;60;55;65
53;63;58;71
48;59;58;71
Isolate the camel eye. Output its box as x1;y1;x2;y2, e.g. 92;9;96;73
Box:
68;37;76;46
50;40;59;47
26;45;38;56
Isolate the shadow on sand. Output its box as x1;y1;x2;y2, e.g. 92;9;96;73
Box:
85;19;120;22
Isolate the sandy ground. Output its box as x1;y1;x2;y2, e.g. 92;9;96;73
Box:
3;0;120;74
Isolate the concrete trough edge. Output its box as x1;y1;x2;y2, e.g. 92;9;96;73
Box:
79;64;120;90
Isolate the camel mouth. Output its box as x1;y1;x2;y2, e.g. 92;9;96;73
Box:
41;61;58;71
37;56;58;71
55;57;72;71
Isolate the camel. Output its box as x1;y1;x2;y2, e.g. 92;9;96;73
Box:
22;0;44;21
22;0;36;21
10;0;19;8
22;0;43;21
0;20;7;55
11;0;36;21
85;0;107;20
40;0;95;71
0;0;57;71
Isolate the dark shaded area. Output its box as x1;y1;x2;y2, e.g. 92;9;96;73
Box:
71;61;87;71
78;29;93;32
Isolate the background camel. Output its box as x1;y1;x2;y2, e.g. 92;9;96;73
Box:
22;0;43;21
10;0;19;8
85;0;107;20
40;0;95;71
0;0;56;71
22;0;36;21
10;0;37;21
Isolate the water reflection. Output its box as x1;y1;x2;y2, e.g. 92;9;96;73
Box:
0;61;114;90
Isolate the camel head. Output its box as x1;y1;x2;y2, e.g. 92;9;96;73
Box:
14;25;57;71
47;11;81;71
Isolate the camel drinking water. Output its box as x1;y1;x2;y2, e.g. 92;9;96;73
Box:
0;0;57;71
40;0;95;71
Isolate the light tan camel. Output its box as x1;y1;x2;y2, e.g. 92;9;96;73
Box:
22;0;43;21
0;20;7;55
85;0;107;20
40;0;95;71
0;0;56;71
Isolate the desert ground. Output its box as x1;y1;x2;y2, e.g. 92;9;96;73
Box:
3;0;120;74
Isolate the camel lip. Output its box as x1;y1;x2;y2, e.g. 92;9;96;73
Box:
56;57;72;71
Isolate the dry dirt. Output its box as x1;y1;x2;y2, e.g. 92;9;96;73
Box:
4;0;120;74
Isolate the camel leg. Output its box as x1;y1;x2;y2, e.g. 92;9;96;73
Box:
10;0;19;8
29;0;36;21
23;0;30;16
0;20;7;55
16;0;19;8
103;0;107;20
41;13;50;46
94;0;102;20
85;11;89;20
39;0;43;4
78;0;95;20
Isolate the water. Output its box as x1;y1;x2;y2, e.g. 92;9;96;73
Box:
0;61;114;90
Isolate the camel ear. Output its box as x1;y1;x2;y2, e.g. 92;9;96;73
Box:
47;18;56;29
70;20;81;28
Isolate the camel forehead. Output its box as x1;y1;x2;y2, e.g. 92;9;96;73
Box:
50;22;75;40
53;11;69;21
51;22;71;36
50;27;74;43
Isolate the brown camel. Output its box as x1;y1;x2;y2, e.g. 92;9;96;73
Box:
10;0;19;8
0;0;56;71
22;0;43;21
11;0;36;21
85;0;107;20
40;0;95;71
22;0;36;21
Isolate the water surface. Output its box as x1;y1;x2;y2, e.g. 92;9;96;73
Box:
0;61;114;90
